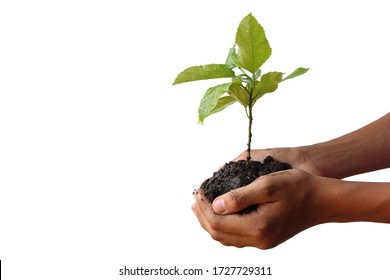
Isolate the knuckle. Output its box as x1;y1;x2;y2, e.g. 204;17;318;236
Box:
257;240;276;250
208;219;221;232
209;231;222;242
254;219;279;249
254;231;277;250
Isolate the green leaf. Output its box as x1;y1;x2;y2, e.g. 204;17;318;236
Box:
228;81;249;107
173;64;235;85
253;71;283;104
281;67;309;82
198;83;232;124
206;96;237;120
235;13;271;74
225;46;238;69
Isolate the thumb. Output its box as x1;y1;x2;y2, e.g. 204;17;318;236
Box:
212;173;288;214
211;181;269;214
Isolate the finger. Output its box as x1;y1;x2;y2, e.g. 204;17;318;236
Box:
194;189;263;236
193;190;283;249
192;200;278;249
212;173;288;215
192;202;258;248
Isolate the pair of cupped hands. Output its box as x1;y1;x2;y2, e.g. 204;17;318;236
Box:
192;147;335;249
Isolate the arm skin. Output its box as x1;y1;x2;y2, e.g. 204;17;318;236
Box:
305;112;390;179
192;113;390;249
192;171;390;249
232;112;390;179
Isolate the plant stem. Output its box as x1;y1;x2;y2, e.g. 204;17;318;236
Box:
246;103;253;163
246;75;255;163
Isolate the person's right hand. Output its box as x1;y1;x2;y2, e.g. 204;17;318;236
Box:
233;147;322;176
192;168;334;249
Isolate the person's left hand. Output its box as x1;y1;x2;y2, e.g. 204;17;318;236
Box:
192;169;333;249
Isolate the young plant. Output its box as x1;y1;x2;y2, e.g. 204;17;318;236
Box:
173;13;308;162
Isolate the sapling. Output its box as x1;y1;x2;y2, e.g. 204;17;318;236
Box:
173;13;309;209
173;13;308;163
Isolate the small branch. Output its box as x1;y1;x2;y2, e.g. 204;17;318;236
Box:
246;104;253;163
246;75;255;163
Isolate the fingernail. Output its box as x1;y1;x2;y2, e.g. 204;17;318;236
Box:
212;197;226;213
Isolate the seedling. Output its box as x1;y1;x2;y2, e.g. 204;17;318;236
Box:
173;13;308;162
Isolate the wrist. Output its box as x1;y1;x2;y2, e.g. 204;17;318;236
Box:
308;175;343;225
293;145;324;176
300;140;358;179
317;180;390;224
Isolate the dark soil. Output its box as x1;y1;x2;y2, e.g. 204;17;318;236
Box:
200;156;292;214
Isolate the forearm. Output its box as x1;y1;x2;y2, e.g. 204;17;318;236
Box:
303;113;390;179
320;179;390;224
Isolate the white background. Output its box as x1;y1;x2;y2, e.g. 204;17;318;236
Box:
1;0;390;279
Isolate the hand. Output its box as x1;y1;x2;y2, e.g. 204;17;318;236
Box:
233;147;322;176
192;169;331;249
